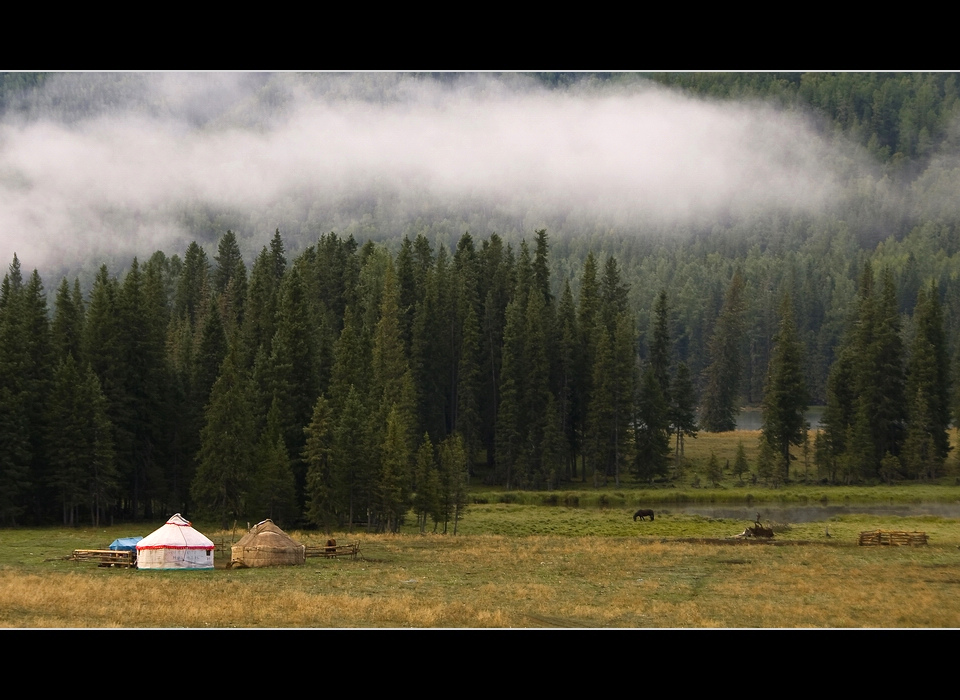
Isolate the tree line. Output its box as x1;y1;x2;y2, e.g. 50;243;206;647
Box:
0;226;955;530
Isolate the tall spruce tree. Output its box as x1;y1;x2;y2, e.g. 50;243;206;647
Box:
576;252;601;482
303;394;335;533
671;361;699;462
556;279;580;481
0;256;33;524
18;269;53;521
701;269;746;432
413;434;440;534
378;403;412;533
761;293;809;473
250;397;298;526
649;289;672;399
46;356;117;526
905;283;951;472
213;230;248;335
634;364;671;482
192;347;256;529
331;385;375;530
52;277;84;362
175;242;210;327
854;268;906;478
118;258;167;519
437;433;469;534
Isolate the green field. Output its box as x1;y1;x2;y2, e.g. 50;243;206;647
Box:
2;482;960;628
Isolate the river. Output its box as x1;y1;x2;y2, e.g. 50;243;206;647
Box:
664;502;960;522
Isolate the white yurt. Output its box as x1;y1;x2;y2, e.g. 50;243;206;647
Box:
136;513;215;570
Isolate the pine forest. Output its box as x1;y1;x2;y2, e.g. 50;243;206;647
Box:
4;72;960;530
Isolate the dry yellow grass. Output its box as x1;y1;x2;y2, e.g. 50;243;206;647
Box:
4;532;959;628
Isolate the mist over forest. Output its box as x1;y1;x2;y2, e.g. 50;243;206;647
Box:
0;72;933;281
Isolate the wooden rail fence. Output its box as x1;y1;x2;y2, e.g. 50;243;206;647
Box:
69;549;137;567
305;542;360;559
858;530;928;546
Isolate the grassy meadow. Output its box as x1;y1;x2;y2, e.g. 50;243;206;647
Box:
3;429;960;628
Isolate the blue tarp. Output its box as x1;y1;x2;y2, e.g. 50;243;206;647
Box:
109;537;143;551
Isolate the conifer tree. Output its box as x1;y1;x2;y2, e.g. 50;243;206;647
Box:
262;264;321;499
175;242;210;327
456;303;483;467
413;433;440;534
556;279;580;481
761;293;809;471
649;289;672;399
701;270;746;432
6;268;54;521
0;256;33;524
331;386;374;530
576;252;601;481
372;261;416;425
329;305;370;410
814;430;835;482
705;451;722;486
303;394;335;532
868;269;908;470
192;347;255;529
118;258;168;519
495;295;525;489
250;397;297;526
539;394;564;490
902;387;938;480
0;384;31;525
671;362;699;462
52;277;84;362
46;356;117;526
756;436;776;485
600;256;630;335
395;236;418;352
256;436;297;525
905;284;951;471
437;433;468;534
821;347;856;462
378;403;412;532
241;242;284;367
192;297;228;413
634;365;671;482
587;313;636;486
733;440;749;482
844;267;906;479
478;234;512;469
522;287;554;486
213;230;248;335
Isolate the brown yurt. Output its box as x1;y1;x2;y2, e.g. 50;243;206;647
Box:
229;519;306;568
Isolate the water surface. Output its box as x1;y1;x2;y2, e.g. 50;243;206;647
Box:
664;502;960;522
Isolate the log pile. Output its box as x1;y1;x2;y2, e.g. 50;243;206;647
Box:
69;549;136;567
858;530;928;546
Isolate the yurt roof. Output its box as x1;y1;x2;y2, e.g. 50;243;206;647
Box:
136;513;214;551
234;519;302;549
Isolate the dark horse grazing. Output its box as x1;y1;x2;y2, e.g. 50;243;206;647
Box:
633;509;655;521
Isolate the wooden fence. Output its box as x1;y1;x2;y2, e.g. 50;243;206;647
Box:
69;549;137;567
305;542;360;559
858;530;928;546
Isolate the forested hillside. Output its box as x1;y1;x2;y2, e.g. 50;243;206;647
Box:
3;72;960;528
